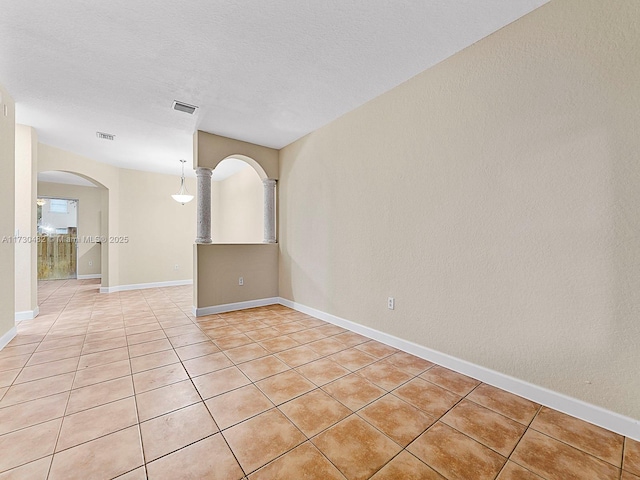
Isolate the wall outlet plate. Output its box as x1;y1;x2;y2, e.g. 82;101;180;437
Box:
239;277;244;286
388;297;395;310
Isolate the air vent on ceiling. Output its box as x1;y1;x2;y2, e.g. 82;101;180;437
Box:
172;100;198;114
96;131;115;141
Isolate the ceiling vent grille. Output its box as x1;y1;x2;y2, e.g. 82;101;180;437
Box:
96;132;115;141
172;100;198;114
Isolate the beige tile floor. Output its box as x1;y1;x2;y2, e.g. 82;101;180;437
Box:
0;279;638;479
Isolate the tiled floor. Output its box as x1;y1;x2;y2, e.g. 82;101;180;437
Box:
0;279;638;479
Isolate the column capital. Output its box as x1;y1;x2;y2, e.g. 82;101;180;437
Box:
262;178;277;187
196;167;213;178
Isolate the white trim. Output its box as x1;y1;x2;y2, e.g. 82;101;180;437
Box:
278;297;640;441
100;279;193;294
0;326;17;351
194;297;279;316
77;274;101;280
15;306;39;322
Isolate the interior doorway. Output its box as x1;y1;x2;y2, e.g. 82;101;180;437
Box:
37;197;79;280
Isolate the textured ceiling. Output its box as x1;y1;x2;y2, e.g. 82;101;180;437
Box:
0;0;548;176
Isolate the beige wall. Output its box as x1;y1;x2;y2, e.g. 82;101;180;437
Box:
38;182;103;277
38;143;196;288
195;244;278;309
194;131;278;179
279;0;640;420
212;166;264;243
0;84;16;342
118;168;196;285
15;125;38;314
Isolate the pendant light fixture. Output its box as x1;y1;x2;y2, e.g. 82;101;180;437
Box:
172;159;194;205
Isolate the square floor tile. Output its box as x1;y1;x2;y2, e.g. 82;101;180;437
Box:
359;394;435;446
259;336;300;353
130;349;180;374
238;355;290;382
307;338;347;356
357;361;413;391
496;461;545;479
256;370;315;405
56;397;138;451
511;429;620;480
0;455;52;479
128;338;172;358
48;425;144;480
205;384;274;430
74;358;131;388
385;352;434;376
280;389;351;437
183;352;233;377
330;348;377;371
312;415;401;480
0;418;62;472
530;407;624;466
132;363;188;394
174;341;220;361
14;357;79;384
223;408;306;473
0;391;68;436
322;373;386;411
0;372;75;407
296;358;349;386
419;365;480;396
67;376;134;415
355;341;397;359
441;399;526;456
140;402;218;462
466;383;540;425
393;377;460;418
408;422;506;480
370;451;444;480
626;438;640;476
77;347;129;369
136;379;201;422
245;328;281;342
146;433;243;480
275;345;321;368
249;441;346;480
225;343;270;364
213;333;254;350
192;366;251;399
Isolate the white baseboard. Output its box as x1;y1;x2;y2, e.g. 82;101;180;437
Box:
15;306;39;322
77;274;101;280
100;279;193;294
194;297;279;316
0;326;17;351
278;297;640;441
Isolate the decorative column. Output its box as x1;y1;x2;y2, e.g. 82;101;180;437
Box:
263;178;277;243
196;167;213;244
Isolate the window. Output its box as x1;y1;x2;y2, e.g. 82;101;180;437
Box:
49;199;68;214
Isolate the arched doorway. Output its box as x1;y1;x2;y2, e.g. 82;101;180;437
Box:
37;171;106;281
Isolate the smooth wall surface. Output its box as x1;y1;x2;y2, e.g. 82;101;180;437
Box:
15;125;38;314
279;0;640;420
118;168;196;285
211;166;264;243
0;84;16;339
38;182;103;277
195;244;278;308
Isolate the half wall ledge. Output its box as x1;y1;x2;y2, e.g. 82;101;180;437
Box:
193;243;278;314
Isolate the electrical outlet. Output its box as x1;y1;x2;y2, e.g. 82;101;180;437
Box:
89;260;93;266
174;264;179;270
239;277;244;286
387;297;395;310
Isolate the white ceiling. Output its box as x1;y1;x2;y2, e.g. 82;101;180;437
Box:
0;0;548;177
